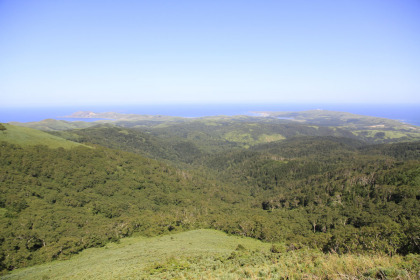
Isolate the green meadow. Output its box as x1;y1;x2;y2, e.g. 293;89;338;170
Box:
0;124;82;149
2;229;418;280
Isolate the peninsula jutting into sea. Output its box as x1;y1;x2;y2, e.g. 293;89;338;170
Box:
1;108;419;278
1;104;420;125
1;0;419;278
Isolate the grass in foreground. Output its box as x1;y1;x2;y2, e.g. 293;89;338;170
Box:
2;229;418;280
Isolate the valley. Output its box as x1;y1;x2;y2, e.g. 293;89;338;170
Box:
1;110;419;279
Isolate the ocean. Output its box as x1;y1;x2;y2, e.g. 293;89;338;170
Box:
0;103;419;126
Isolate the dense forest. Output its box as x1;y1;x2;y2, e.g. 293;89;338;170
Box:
0;113;419;276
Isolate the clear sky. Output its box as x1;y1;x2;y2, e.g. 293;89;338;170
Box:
1;0;419;107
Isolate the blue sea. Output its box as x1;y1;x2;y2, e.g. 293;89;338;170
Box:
0;104;419;126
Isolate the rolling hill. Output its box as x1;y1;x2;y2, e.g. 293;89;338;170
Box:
1;112;420;278
0;124;83;149
10;110;420;144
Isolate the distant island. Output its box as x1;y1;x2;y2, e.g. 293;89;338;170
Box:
65;111;102;118
63;110;180;121
1;109;420;278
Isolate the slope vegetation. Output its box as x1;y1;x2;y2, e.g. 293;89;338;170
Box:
0;124;82;149
0;141;235;271
1;117;420;277
8;119;96;132
3;229;418;280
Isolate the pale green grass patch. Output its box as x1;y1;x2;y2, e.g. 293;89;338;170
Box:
2;229;270;280
3;229;417;280
258;134;285;143
118;130;130;135
0;124;82;149
224;132;285;147
224;132;254;144
353;129;418;140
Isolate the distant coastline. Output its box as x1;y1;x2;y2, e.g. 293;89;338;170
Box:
1;103;419;126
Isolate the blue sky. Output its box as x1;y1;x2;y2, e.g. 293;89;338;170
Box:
1;0;419;107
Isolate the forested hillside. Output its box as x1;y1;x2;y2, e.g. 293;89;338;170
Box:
1;116;420;276
203;138;420;255
0;142;219;270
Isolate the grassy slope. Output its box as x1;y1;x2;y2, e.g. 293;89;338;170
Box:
3;229;418;280
0;124;82;149
10;110;420;144
2;229;268;279
8;119;97;131
262;110;420;142
265;110;406;127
